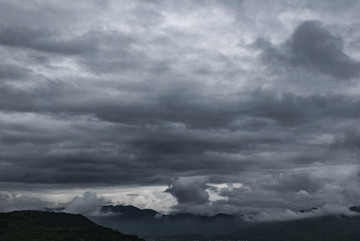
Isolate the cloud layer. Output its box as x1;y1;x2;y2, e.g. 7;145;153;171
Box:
0;0;360;215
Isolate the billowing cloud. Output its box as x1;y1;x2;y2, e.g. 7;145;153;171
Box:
165;177;210;205
290;21;360;79
64;192;109;214
255;20;360;80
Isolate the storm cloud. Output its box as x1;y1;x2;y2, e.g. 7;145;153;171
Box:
165;177;210;205
256;20;360;79
0;0;360;217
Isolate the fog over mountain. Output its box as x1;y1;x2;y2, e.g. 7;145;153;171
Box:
1;0;360;219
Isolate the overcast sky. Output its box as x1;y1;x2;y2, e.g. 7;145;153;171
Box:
1;0;360;217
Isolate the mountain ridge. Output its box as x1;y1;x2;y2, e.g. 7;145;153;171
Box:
39;204;360;239
0;210;144;241
89;204;243;238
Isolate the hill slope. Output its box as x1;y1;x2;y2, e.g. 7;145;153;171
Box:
0;210;143;241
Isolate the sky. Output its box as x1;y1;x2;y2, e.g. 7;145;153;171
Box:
1;0;360;218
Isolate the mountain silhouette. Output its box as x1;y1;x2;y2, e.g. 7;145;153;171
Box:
0;210;143;241
90;205;244;238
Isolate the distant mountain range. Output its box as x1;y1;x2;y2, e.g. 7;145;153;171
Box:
88;205;360;240
37;204;360;240
90;205;245;238
0;210;143;241
216;214;360;241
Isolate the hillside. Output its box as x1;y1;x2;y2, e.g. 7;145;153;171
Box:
0;210;144;241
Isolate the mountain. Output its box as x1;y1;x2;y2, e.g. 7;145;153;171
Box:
100;205;159;219
217;214;360;241
35;204;360;240
0;210;143;241
90;205;245;238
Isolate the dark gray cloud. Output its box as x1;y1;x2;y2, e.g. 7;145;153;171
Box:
0;64;31;80
0;0;359;216
0;24;98;55
290;21;360;79
256;20;360;79
259;172;326;193
165;177;210;205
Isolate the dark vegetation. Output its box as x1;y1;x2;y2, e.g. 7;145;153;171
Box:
0;210;143;241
